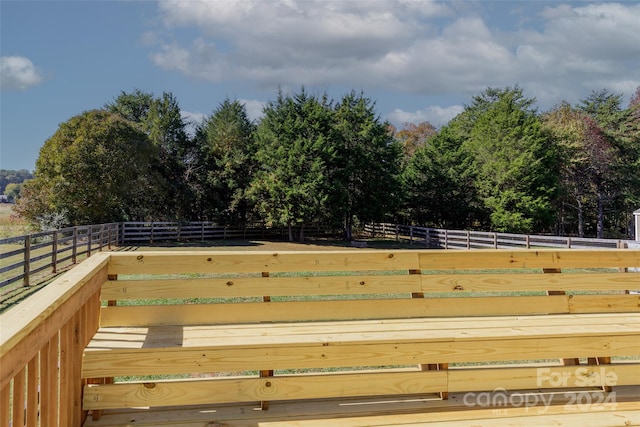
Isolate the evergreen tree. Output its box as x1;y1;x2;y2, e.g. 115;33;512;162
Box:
193;99;257;224
248;89;334;241
331;92;403;240
462;87;558;233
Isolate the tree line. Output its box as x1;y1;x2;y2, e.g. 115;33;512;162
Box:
15;86;640;240
1;169;33;202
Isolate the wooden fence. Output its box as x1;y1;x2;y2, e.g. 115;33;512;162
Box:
2;221;634;301
0;224;119;296
120;221;285;243
364;223;631;249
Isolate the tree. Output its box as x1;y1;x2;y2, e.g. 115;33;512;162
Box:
331;91;403;240
106;90;195;220
610;87;640;237
248;89;334;241
3;182;22;202
577;89;625;134
393;121;437;162
542;102;592;237
402;121;478;228
576;89;628;238
462;87;558;233
15;110;161;226
0;169;33;194
193;99;257;224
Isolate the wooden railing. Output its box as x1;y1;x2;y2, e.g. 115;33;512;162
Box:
2;249;639;426
0;253;109;427
366;223;632;249
2;221;633;311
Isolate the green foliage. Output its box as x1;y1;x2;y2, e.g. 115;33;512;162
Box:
15;110;161;226
402;124;478;228
0;169;32;194
106;89;195;220
3;182;22;202
331;91;403;239
193;99;257;224
15;85;640;239
463;87;557;233
248;89;334;241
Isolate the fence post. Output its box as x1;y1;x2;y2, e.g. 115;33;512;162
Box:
444;229;449;250
409;226;414;245
567;237;572;249
24;235;31;286
72;228;78;264
466;231;471;249
52;230;58;274
87;226;92;258
526;235;530;249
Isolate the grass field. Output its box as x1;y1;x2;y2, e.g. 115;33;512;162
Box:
0;203;31;239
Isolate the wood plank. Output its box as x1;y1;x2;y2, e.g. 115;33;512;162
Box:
59;322;72;427
26;357;38;427
418;249;640;270
0;253;109;389
448;363;640;391
83;363;640;411
101;274;423;300
81;387;640;427
107;251;421;275
0;382;9;427
98;296;572;327
82;335;640;377
11;367;26;427
83;370;448;410
261;410;640;427
569;294;640;313
421;272;640;292
40;337;58;427
90;313;640;349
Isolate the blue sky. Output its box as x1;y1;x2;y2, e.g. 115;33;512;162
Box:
2;0;639;172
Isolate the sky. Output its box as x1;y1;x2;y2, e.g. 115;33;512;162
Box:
1;0;639;172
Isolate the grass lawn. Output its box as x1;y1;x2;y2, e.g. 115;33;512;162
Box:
0;203;31;239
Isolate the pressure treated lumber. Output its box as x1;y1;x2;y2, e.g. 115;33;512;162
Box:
80;248;640;424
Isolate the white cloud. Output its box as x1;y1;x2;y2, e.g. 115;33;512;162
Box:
386;105;464;128
239;99;266;123
181;110;207;136
0;56;43;90
150;0;640;110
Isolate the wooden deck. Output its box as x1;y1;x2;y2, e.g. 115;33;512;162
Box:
83;386;640;426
